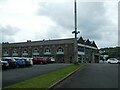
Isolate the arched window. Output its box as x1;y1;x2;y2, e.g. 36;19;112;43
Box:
3;49;9;56
33;48;39;56
57;47;64;54
44;47;51;55
12;49;18;56
22;48;28;57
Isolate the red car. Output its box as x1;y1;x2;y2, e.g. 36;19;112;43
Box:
33;57;47;64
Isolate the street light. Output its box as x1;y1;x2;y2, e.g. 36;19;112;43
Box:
72;0;80;64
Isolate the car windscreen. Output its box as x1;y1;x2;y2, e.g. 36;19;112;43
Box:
14;58;23;61
2;59;11;61
117;58;120;60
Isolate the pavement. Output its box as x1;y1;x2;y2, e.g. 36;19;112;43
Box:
0;71;2;89
52;63;118;89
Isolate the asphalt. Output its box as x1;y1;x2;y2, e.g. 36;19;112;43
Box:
53;63;118;88
0;70;2;89
2;63;72;88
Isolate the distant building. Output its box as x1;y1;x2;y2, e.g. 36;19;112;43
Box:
2;37;99;63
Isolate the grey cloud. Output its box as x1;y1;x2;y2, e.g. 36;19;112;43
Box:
38;2;107;40
46;27;62;39
38;1;117;48
118;1;120;47
34;26;65;41
77;2;109;40
0;25;19;43
38;1;74;29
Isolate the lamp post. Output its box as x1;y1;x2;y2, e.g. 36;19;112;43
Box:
72;0;79;64
84;40;86;63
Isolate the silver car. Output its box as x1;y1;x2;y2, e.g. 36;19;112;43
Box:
0;59;9;69
106;58;119;64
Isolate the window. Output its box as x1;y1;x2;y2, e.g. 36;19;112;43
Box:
3;49;9;56
22;49;28;56
12;49;18;56
57;47;63;52
23;49;28;53
45;48;50;52
44;47;51;55
33;48;39;56
33;48;39;53
78;46;84;52
57;47;64;54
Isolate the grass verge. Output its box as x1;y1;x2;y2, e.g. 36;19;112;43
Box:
4;63;86;89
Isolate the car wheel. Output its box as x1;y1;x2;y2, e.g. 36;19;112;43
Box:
16;65;19;68
40;62;43;64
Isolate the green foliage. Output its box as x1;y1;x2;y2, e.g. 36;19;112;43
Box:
100;47;120;58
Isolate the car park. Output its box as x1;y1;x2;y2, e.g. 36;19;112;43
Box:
116;57;120;64
99;60;104;63
2;57;17;69
27;58;33;66
0;59;9;70
1;57;34;69
46;57;56;63
22;57;33;67
0;58;1;69
106;58;119;64
13;57;25;68
33;57;47;64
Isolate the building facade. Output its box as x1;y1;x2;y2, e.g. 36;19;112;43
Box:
2;37;99;63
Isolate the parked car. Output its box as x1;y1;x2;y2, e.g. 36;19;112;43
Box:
29;58;33;65
13;57;25;68
99;60;104;63
0;59;9;70
33;57;47;64
106;58;119;64
116;57;120;64
0;58;1;69
22;57;33;67
2;57;17;69
46;57;56;63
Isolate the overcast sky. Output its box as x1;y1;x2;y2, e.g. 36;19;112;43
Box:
0;0;118;49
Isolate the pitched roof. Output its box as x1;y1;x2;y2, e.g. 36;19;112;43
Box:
77;37;98;48
92;41;98;48
85;39;91;46
77;37;84;44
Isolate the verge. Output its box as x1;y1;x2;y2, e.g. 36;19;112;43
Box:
48;63;86;89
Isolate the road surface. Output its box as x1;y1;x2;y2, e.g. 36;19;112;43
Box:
53;63;118;88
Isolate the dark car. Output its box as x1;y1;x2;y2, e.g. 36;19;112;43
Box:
46;57;56;63
22;57;33;67
33;57;47;64
2;57;17;69
14;57;25;68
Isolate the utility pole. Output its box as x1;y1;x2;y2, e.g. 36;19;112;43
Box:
72;0;79;64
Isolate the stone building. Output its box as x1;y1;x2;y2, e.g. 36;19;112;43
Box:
2;37;99;63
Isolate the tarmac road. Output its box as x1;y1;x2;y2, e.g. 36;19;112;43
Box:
2;63;72;88
53;63;118;88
